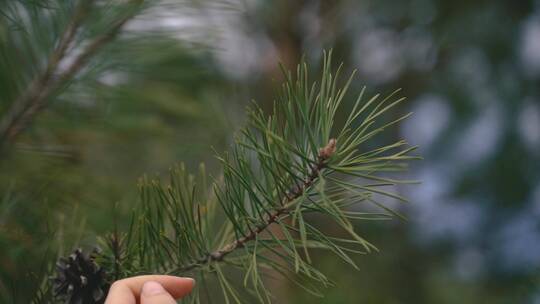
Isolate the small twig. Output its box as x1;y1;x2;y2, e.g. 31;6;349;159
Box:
0;0;142;150
170;139;337;274
0;0;92;147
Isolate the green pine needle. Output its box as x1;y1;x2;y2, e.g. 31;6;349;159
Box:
93;51;419;303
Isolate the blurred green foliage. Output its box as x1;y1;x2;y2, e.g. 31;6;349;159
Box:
0;1;237;301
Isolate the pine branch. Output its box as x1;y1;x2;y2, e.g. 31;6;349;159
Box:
171;139;336;274
0;0;91;146
0;0;142;149
48;51;419;303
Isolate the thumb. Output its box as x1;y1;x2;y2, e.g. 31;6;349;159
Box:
140;281;177;304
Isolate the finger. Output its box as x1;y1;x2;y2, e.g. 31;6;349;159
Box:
141;281;176;304
105;275;195;304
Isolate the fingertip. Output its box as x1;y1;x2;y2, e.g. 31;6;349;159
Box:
105;275;195;301
186;277;196;288
160;276;195;298
177;277;195;297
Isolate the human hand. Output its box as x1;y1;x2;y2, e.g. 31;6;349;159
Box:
104;275;195;304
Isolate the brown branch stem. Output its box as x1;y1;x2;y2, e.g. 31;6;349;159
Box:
0;0;142;149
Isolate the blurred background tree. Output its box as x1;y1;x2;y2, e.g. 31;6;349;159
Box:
1;0;539;303
0;0;237;300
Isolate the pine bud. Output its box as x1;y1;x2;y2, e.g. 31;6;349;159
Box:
319;138;337;159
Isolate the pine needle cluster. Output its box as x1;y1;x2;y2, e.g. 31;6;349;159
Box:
83;52;419;303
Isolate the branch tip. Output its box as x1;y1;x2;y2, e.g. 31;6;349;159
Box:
319;138;337;159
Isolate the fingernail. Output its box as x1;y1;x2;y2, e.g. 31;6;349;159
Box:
142;281;166;296
186;278;196;287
